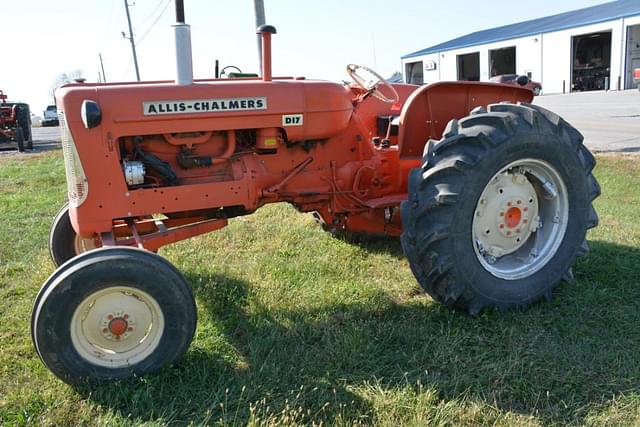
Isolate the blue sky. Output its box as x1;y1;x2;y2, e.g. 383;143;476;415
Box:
1;0;606;113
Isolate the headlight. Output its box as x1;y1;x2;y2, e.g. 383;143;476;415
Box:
81;100;102;129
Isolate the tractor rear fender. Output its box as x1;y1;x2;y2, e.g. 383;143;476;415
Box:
397;81;533;159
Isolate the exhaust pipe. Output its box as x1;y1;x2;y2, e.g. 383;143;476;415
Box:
173;0;193;85
257;25;276;82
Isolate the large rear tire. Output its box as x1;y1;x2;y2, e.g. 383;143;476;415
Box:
32;247;197;385
15;103;32;149
15;127;24;152
49;203;100;267
400;103;600;314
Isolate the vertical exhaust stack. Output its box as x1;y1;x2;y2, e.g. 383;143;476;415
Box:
257;25;276;82
173;0;193;85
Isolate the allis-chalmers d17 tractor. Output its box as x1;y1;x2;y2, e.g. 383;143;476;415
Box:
32;2;599;385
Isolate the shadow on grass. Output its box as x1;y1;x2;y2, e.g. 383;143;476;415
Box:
83;239;640;425
330;232;406;259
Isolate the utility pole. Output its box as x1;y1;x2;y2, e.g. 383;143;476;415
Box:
123;0;141;81
253;0;266;72
99;53;107;83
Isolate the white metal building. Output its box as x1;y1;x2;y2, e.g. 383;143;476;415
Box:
401;0;640;94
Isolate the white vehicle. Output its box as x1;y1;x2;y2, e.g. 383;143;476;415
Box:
41;105;59;127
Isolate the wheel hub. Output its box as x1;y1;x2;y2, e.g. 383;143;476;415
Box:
71;286;164;368
474;171;539;258
504;206;521;229
100;311;136;341
471;159;569;280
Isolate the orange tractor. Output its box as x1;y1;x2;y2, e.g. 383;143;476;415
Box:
32;2;599;384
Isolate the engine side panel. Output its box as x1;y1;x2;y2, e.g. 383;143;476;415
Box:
56;79;414;237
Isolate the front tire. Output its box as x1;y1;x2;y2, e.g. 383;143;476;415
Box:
49;203;99;266
401;103;600;314
32;247;197;385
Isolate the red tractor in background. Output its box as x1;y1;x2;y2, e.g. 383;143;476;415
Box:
0;90;32;151
32;1;599;385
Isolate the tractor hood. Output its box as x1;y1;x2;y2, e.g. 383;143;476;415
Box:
56;78;354;141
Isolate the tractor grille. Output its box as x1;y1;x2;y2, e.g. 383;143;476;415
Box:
60;113;88;207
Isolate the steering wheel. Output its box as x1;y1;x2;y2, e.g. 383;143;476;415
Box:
347;64;399;104
220;65;242;78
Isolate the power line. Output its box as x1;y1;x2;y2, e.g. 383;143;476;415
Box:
136;0;167;29
99;1;117;51
137;0;171;46
121;58;133;80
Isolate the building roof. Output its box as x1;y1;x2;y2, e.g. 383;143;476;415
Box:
402;0;640;59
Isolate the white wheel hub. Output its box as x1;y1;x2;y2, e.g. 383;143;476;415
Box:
474;171;540;258
71;286;164;368
472;159;569;280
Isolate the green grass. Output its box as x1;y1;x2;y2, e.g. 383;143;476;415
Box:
1;150;640;426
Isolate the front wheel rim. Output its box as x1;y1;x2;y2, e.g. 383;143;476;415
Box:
70;286;165;368
472;158;569;280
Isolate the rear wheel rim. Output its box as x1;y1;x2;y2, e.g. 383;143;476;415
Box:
70;286;164;368
73;235;98;254
472;158;569;280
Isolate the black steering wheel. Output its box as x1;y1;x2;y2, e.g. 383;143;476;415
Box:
220;65;242;78
347;64;399;104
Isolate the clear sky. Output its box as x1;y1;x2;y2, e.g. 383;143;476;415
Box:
1;0;606;114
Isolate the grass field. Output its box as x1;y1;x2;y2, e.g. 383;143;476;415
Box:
1;149;639;426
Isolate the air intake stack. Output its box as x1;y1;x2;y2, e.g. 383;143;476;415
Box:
173;0;193;85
